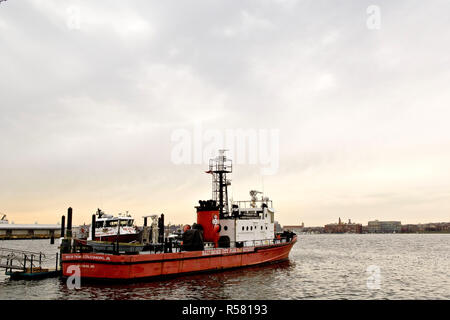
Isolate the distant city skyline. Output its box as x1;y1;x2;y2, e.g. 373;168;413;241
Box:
1;1;450;226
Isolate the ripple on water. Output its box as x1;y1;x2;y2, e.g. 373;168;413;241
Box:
0;235;449;299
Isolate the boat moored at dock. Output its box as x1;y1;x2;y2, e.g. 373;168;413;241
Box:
62;237;296;281
61;150;297;281
86;209;140;243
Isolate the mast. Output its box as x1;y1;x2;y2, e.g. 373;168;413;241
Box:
208;150;232;218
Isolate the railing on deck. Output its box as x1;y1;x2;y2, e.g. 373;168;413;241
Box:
69;235;295;256
232;199;273;209
0;247;59;273
241;237;287;247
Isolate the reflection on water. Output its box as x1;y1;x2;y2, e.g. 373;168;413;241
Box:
0;234;449;300
56;260;295;300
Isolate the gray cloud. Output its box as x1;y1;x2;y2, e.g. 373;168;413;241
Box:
1;0;450;224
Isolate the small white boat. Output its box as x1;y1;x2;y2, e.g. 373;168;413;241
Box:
88;209;140;243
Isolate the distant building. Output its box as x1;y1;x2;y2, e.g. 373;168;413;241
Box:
302;226;325;234
282;222;304;233
324;218;362;234
274;221;283;233
401;224;419;233
0;223;61;239
367;220;401;233
414;222;450;233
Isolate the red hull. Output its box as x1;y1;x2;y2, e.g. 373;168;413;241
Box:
62;236;297;281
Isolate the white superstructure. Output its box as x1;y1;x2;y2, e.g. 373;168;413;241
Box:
218;192;275;247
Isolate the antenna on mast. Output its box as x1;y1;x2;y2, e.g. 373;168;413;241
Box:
208;149;232;218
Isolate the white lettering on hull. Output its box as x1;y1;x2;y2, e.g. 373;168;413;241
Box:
202;247;254;256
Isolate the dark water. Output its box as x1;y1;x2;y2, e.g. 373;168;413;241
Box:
0;234;449;300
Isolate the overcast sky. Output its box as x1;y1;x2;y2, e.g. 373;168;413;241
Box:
1;0;450;226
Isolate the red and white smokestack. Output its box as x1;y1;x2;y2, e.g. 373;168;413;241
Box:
196;200;221;247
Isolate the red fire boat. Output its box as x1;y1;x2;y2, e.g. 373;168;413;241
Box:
61;151;297;281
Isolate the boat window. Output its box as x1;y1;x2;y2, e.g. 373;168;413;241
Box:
266;226;268;230
95;222;104;228
120;220;130;227
250;226;253;230
105;220;118;227
242;226;245;231
261;226;263;230
224;226;228;231
246;226;249;231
